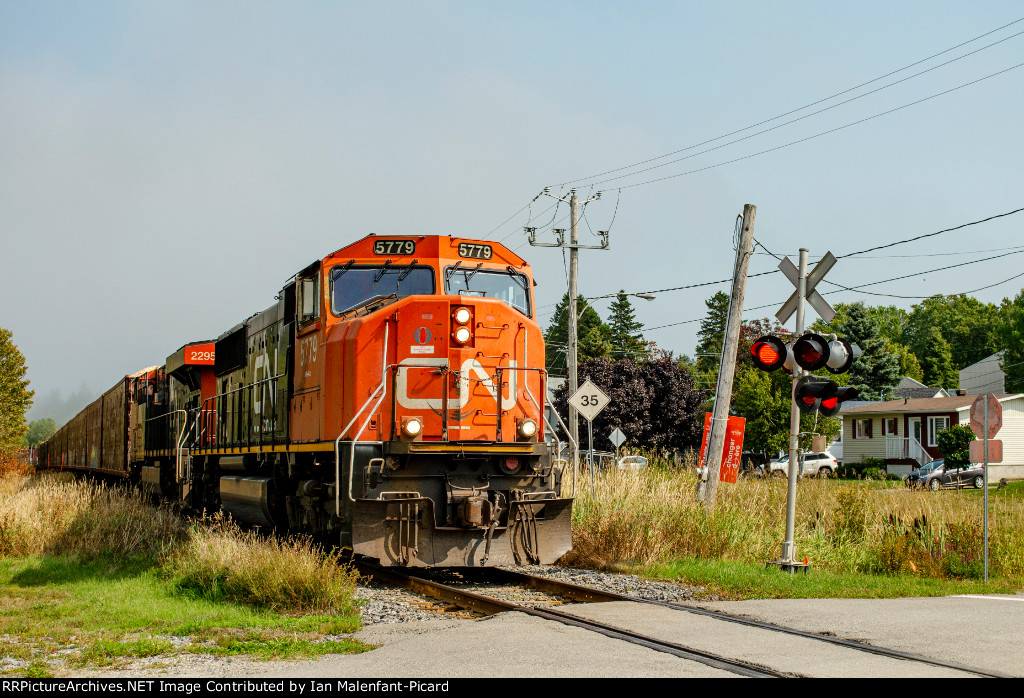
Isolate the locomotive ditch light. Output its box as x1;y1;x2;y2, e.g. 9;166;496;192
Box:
819;386;859;418
794;376;838;415
401;417;423;438
750;335;788;372
516;418;538;440
453;306;472;325
825;338;862;374
793;333;831;371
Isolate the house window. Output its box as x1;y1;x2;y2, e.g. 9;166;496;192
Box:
853;418;872;439
882;418;898;436
927;416;950;447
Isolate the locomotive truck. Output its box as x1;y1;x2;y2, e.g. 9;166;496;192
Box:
37;235;572;567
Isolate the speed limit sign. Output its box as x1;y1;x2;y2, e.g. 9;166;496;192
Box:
568;379;610;422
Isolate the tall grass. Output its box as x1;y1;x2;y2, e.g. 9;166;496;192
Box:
563;462;1024;581
0;471;360;615
164;514;361;615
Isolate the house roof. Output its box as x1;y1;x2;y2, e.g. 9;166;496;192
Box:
844;394;1021;415
891;376;947;399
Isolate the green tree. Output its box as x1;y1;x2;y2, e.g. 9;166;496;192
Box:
0;327;33;454
902;295;1001;380
888;340;924;383
24;418;57;448
694;291;729;384
936;423;975;473
827;302;901;400
607;291;648;360
544;293;612;377
996;290;1024;393
915;325;958;389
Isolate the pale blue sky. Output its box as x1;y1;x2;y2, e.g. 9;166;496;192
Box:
2;2;1023;410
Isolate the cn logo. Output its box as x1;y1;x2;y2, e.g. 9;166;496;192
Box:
396;358;518;410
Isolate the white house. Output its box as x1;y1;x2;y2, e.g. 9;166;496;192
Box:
959;352;1006;395
842;393;1024;480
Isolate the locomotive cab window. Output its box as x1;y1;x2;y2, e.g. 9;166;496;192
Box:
297;275;320;325
330;264;435;316
445;265;531;317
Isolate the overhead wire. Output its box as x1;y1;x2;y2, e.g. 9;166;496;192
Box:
552;16;1024;188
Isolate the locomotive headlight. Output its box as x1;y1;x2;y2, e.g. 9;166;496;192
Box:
402;417;423;438
453;306;471;325
454;326;472;344
516;418;538;439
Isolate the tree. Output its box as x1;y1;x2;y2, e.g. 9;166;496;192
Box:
607;291;648;360
24;418;57;448
996;290;1024;393
915;325;957;389
936;424;975;473
694;292;729;380
826;302;901;400
544;293;612;377
902;295;1001;380
552;352;706;453
0;327;33;454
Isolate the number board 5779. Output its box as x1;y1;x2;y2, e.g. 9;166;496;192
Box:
568;379;611;422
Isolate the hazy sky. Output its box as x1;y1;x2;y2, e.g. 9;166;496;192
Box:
3;2;1023;415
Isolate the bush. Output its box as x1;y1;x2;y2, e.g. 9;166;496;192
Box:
164;515;361;616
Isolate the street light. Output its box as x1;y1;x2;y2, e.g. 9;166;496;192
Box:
575;291;656;320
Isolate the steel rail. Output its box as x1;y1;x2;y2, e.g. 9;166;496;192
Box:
491;568;1012;679
355;562;788;678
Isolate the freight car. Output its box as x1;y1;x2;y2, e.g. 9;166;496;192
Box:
37;235;572;567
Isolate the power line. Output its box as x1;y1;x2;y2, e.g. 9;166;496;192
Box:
585;29;1024;189
552;16;1024;188
612;60;1024;191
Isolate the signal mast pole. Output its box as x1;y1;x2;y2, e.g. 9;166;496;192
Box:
782;248;809;566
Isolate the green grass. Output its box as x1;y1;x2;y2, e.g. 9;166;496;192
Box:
642;557;1023;600
0;555;372;676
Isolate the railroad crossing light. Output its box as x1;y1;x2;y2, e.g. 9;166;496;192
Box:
750;335;788;372
825;338;863;374
792;333;830;371
819;386;860;418
794;376;838;414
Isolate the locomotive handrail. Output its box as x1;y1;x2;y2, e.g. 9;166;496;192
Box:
336;321;390;512
194;372;286;451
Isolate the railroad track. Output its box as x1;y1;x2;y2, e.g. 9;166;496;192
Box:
355;561;1011;679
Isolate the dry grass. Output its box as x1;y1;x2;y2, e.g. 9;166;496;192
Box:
0;471;360;615
0;471;186;561
164;514;361;615
563;462;1024;580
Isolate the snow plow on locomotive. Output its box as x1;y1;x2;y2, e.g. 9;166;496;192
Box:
37;235;573;567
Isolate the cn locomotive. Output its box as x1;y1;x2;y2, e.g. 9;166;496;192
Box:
37;235;572;567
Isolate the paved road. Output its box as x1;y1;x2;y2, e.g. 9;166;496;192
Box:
212;593;1022;679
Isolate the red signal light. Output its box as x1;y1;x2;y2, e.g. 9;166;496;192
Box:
750;336;788;372
793;333;830;371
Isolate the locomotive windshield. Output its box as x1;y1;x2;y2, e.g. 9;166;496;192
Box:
330;265;435;315
445;265;531;316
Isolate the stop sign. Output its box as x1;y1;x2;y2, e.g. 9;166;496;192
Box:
969;394;1002;439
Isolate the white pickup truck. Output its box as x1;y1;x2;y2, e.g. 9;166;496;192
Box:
768;452;839;478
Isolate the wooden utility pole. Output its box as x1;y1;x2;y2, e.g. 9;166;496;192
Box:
528;188;606;470
701;204;756;508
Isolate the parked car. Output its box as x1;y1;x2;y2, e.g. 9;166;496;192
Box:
907;458;985;490
767;452;839;478
616;455;648;471
903;458;945;488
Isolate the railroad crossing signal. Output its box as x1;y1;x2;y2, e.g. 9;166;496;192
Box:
776;252;837;324
750;332;862;416
568;379;610;423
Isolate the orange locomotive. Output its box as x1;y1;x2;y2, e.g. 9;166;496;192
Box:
38;235;572;567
